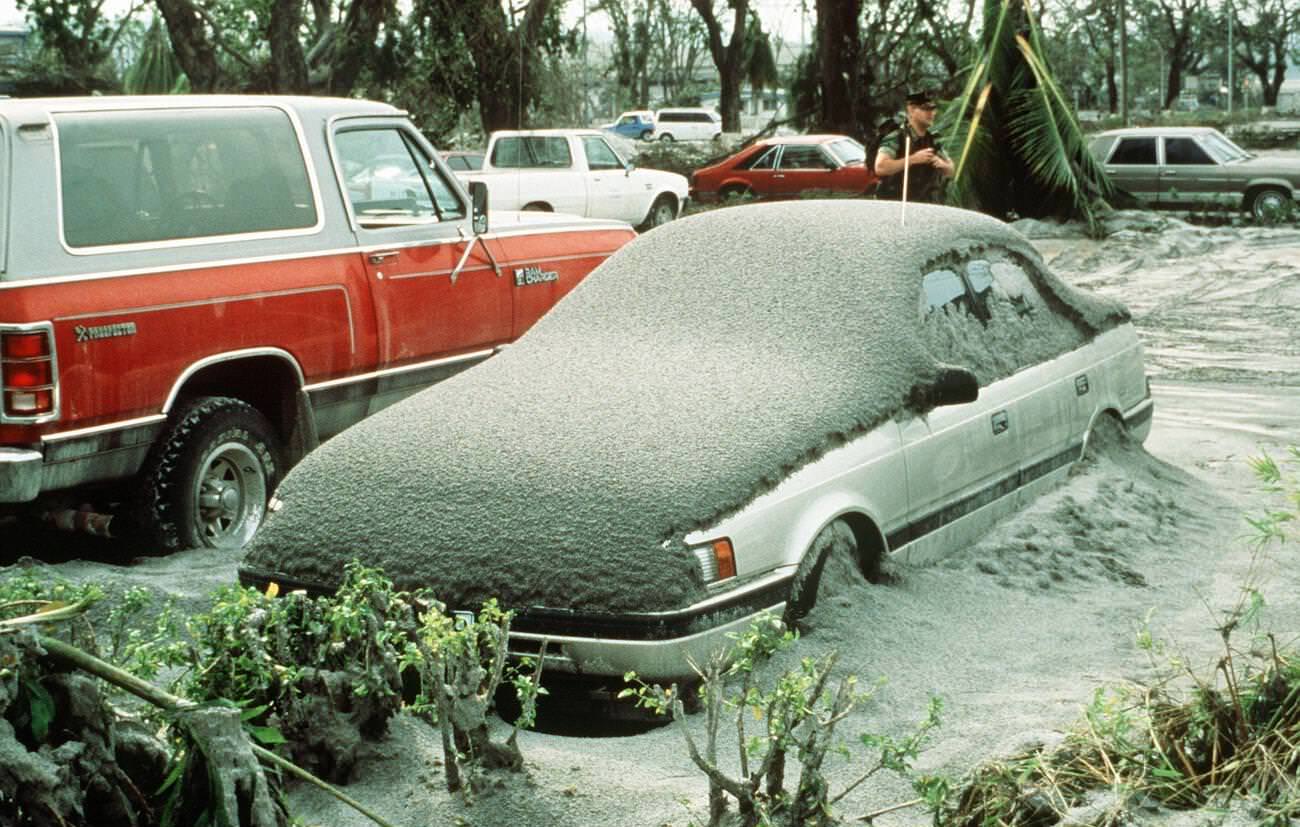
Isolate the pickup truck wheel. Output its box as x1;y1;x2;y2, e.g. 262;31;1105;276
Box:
1246;186;1290;221
639;195;677;231
783;519;861;628
134;397;281;551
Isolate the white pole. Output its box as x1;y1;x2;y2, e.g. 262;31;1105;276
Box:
1227;2;1234;117
900;134;911;228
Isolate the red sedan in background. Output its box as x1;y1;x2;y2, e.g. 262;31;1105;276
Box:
690;134;879;202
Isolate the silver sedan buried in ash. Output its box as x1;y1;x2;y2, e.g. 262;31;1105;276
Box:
239;200;1153;683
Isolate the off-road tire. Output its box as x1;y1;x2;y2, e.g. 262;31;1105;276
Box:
1246;186;1290;221
783;519;860;628
638;195;677;232
134;396;281;551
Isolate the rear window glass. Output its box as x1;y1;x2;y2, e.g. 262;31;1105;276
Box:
491;136;572;168
1164;137;1213;165
1108;137;1157;165
779;145;833;169
56;107;317;248
827;139;865;165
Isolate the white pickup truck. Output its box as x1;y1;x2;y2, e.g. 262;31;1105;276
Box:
459;129;689;231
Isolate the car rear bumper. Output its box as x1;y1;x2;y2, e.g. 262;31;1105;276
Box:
238;564;795;683
0;448;42;502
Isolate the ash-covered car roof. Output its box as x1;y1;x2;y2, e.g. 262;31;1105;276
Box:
240;201;1127;614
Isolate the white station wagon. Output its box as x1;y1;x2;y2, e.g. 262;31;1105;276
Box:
240;201;1153;682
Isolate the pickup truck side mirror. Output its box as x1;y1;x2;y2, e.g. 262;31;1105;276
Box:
910;366;979;410
469;181;489;234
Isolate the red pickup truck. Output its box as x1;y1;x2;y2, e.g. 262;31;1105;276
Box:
0;95;634;550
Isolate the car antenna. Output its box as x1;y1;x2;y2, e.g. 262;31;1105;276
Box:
900;133;911;227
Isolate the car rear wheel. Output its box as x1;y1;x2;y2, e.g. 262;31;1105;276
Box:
522;202;553;212
639;130;653;141
1246;187;1290;221
658;133;675;143
134;396;281;551
783;519;861;627
638;195;677;232
720;184;753;202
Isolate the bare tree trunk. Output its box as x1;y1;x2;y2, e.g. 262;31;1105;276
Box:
269;0;310;92
689;0;749;132
154;0;225;91
816;0;861;135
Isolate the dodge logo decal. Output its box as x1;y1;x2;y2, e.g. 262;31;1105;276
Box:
514;267;559;287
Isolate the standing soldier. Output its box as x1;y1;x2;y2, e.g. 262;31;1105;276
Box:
874;90;954;203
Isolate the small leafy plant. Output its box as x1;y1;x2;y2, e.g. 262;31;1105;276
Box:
621;613;942;826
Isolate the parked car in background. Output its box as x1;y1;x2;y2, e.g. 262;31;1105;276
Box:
602;110;655;141
0;95;635;550
458;129;688;230
1089;126;1300;219
441;150;484;171
690;134;879;202
240;201;1152;683
654;107;722;142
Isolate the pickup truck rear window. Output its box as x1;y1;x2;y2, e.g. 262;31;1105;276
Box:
490;136;572;169
56;107;318;248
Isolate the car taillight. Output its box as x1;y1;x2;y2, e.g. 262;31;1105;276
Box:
692;537;736;583
2;326;57;419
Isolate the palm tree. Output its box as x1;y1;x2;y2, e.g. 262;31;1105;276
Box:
124;17;189;94
944;0;1114;232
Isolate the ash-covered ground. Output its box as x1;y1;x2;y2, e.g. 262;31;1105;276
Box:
4;195;1299;826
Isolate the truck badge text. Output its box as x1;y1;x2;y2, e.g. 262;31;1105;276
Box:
75;322;138;343
514;267;559;287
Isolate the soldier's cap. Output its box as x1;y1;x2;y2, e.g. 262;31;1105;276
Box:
906;90;937;107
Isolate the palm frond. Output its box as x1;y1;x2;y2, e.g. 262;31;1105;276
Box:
953;82;993;185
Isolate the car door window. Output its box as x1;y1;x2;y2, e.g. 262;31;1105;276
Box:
742;147;779;170
1164;137;1213;165
582;136;624;171
335;128;463;228
778;145;834;170
1108;137;1157;164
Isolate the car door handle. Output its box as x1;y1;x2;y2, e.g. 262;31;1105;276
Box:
991;410;1010;435
773;174;785;179
368;250;400;264
1160;170;1177;176
1075;374;1090;396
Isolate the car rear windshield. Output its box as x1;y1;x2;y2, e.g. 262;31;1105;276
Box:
491;136;572;168
56;107;318;248
827;138;866;165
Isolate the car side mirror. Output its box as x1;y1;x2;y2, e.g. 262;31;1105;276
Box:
625;161;635;175
469;180;488;234
911;367;979;410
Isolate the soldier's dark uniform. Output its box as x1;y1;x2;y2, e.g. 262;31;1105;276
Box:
875;125;949;203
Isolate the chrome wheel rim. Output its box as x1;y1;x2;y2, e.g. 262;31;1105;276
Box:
193;441;267;548
1254;190;1286;219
